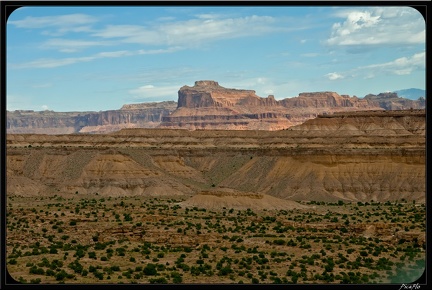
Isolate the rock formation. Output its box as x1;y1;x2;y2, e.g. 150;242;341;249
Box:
6;81;425;133
7;101;177;134
158;81;294;130
179;188;310;210
6;109;425;203
159;81;424;130
363;92;426;110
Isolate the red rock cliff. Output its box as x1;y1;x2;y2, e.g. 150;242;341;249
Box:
159;81;387;130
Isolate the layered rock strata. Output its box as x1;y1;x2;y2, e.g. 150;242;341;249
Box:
159;81;423;130
364;92;426;110
6;110;425;203
6;81;425;133
7;101;177;134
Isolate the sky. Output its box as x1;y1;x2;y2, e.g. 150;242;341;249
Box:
6;5;426;112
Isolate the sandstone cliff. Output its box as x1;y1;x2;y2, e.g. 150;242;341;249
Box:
6;81;425;133
6;110;425;203
7;101;177;134
159;81;295;130
159;81;424;130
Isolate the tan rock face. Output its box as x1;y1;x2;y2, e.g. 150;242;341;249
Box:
7;101;177;134
6;110;425;203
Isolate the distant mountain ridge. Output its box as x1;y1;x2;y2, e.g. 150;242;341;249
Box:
159;81;381;130
6;82;426;134
393;88;425;100
364;92;425;111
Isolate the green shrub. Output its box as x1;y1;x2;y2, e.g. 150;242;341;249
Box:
8;259;17;265
143;264;157;276
88;252;97;259
29;266;45;275
171;272;182;283
30;278;41;284
149;277;168;284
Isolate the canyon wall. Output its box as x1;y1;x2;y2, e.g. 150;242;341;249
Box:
6;81;425;133
6;110;425;202
159;81;424;130
6;101;177;134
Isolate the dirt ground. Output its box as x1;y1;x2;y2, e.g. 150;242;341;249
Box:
6;194;425;284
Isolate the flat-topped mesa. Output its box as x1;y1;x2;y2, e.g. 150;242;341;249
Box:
194;80;220;87
281;91;372;108
298;91;340;98
377;92;399;99
120;101;177;110
7;102;177;134
364;92;425;110
177;80;263;108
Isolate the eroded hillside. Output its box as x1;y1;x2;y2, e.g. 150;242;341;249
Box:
6;110;425;202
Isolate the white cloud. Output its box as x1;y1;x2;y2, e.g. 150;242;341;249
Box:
9;56;96;69
9;48;181;69
137;47;182;55
9;14;98;36
41;26;94;37
91;15;279;47
31;83;52;88
195;13;224;20
256;77;268;85
156;16;176;22
40;38;114;52
325;72;344;80
41;105;49;110
9;14;97;28
326;51;425;80
360;51;425;75
59;48;78;53
128;84;180;100
327;7;425;47
96;50;132;58
363;73;375;79
301;52;319;57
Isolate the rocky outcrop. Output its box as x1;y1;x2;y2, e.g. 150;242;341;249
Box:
160;81;426;130
280;92;371;109
179;188;310;210
120;101;177;110
7;101;177;134
6;81;426;133
364;92;425;110
158;81;292;130
177;80;275;108
159;81;398;130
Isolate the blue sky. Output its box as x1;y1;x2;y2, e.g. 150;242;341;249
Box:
6;5;425;112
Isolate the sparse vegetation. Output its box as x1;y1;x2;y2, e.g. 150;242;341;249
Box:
6;195;425;284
